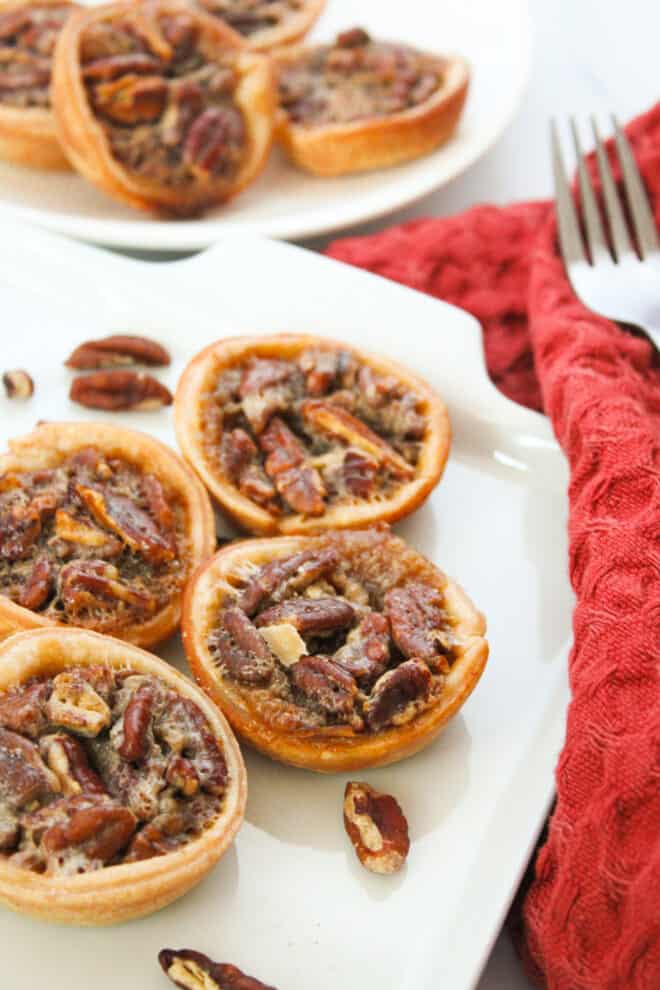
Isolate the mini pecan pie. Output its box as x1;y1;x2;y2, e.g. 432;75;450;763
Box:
174;334;450;535
0;421;215;647
0;0;76;168
0;627;246;923
182;526;488;771
198;0;325;52
51;0;276;215
275;28;469;176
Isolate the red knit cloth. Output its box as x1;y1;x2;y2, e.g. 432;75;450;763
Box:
326;105;660;990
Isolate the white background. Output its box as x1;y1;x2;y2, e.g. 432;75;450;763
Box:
304;1;656;986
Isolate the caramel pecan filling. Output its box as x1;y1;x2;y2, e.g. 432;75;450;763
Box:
0;446;186;631
199;0;305;41
0;666;228;874
203;348;427;517
207;527;456;733
278;28;446;126
0;3;72;108
80;8;248;187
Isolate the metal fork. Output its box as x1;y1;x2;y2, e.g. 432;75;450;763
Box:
551;115;660;349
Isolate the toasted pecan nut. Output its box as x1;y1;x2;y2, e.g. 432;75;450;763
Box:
363;660;432;732
239;547;338;616
82;52;161;80
333;612;389;684
41;796;137;862
343;781;409;874
92;74;168;124
118;683;155;763
65;335;171;370
259;416;326;516
58;559;157;614
212;607;275;686
166;755;199;796
42;733;106;796
18;557;54;611
255;597;355;635
2;370;34;400
69;370;173;411
385;583;451;665
45;670;112;737
290;655;357;716
0;727;60;808
159;948;278;990
0;681;51;738
76;483;176;563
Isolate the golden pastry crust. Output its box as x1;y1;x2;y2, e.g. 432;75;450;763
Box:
199;0;325;52
182;528;488;772
0;627;246;924
0;421;215;647
174;333;450;536
51;0;276;215
275;37;469;177
0;0;76;169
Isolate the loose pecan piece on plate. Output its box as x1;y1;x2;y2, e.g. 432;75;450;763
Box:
65;334;171;369
159;948;278;990
343;780;410;874
69;370;173;411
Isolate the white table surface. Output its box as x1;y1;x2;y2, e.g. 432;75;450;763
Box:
302;1;656;986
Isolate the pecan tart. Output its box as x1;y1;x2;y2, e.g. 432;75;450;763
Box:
275;28;469;176
182;526;488;771
0;627;246;923
198;0;325;52
0;0;76;168
174;334;450;535
0;421;215;647
51;0;276;215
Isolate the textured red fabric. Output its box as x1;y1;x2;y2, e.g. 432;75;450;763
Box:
326;105;660;990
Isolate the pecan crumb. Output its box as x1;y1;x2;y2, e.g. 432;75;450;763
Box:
344;781;410;874
3;369;34;400
65;334;171;369
69;370;173;411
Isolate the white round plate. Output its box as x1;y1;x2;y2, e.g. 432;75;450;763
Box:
0;0;531;249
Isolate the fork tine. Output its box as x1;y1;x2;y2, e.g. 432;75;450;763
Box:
611;114;659;259
551;120;587;266
570;117;611;263
591;116;633;260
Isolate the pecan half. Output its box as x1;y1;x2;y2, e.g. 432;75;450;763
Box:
58;560;156;614
45;670;112;737
70;370;173;411
0;681;51;737
142;474;176;545
183;106;245;175
334;612;390;685
118;683;155;763
343;781;410;875
259;417;325;516
76;484;176;563
2;369;34;400
363;660;432;731
301;401;414;480
220;429;277;509
41;734;106;796
238;358;296;434
385;583;452;667
239;547;339;616
18;557;54;611
213;607;275;686
290;655;357;716
66;335;171;370
0;727;60;808
159;948;279;990
342;449;378;498
255;597;355;635
40;796;136;863
0;495;56;560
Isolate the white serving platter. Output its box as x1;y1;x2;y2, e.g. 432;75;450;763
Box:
0;222;572;990
0;0;531;249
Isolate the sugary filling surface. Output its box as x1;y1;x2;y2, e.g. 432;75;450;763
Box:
79;6;249;187
200;0;306;40
207;527;457;733
0;3;72;109
0;445;188;633
278;28;446;126
202;346;429;518
0;665;228;874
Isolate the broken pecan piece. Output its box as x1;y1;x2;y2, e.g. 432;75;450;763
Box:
213;607;275;685
302;401;415;480
82;52;162;80
290;655;357;716
363;660;432;731
45;670;112;737
343;781;410;874
0;681;51;737
65;334;171;370
385;583;452;667
92;74;168;124
239;547;339;616
342;449;379;498
334;612;390;685
255;597;355;635
58;560;156;614
54;509;122;554
259;417;325;516
40;795;137;864
70;370;173;411
166;755;199;796
76;484;176;563
42;734;106;796
0;728;60;808
2;369;34;400
159;948;279;990
18;557;54;611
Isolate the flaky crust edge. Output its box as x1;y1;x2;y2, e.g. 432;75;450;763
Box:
0;421;216;647
51;0;276;214
239;0;325;52
0;627;247;924
274;51;469;176
0;0;75;169
181;534;488;773
174;333;451;536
